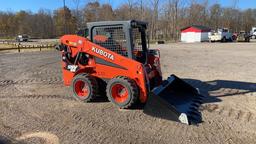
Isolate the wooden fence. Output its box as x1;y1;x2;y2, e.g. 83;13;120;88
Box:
0;40;56;52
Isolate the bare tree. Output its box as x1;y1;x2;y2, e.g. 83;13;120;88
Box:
73;0;80;16
149;0;160;40
126;0;136;19
209;3;222;29
231;0;239;9
98;4;115;21
1;0;256;40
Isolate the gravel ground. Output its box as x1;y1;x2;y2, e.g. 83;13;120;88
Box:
0;41;256;144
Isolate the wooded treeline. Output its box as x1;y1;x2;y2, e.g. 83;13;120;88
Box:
0;0;256;40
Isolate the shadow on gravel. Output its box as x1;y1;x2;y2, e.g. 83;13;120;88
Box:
0;136;22;144
92;96;109;103
183;79;256;104
143;78;256;125
0;136;11;144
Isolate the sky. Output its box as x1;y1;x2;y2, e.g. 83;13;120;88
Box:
0;0;255;13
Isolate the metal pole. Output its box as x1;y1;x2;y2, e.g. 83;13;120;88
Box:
18;43;20;53
63;0;67;34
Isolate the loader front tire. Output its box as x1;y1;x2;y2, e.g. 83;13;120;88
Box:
106;76;138;109
71;73;98;102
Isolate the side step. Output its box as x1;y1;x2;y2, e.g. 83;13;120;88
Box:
144;75;205;125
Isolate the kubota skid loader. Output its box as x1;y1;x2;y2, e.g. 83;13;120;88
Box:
56;20;204;124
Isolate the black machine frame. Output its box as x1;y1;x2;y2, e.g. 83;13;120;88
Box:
87;20;148;63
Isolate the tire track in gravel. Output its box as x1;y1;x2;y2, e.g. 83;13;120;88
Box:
66;108;207;144
186;79;256;143
23;108;154;144
63;112;168;144
1;51;61;81
0;94;74;101
186;79;256;124
198;113;256;144
114;107;248;144
29;104;179;144
0;80;15;86
28;69;62;76
0;99;66;144
0;93;254;144
1;85;253;144
0;77;62;87
201;104;255;123
0;94;75;129
0;80;16;95
15;77;63;85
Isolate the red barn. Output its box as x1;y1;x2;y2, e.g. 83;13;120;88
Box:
181;25;211;43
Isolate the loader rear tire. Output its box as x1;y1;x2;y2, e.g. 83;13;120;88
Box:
106;76;138;109
71;73;98;102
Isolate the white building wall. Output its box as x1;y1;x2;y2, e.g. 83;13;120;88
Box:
181;32;201;43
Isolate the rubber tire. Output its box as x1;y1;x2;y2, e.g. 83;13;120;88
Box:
222;37;226;42
106;76;138;109
71;73;98;102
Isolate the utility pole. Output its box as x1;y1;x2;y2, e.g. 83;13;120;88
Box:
140;0;143;20
63;0;67;34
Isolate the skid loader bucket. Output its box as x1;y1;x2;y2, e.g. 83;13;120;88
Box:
144;75;204;125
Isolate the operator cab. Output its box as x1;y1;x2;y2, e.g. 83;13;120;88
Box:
86;20;149;64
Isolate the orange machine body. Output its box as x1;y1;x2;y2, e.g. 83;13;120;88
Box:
59;35;162;103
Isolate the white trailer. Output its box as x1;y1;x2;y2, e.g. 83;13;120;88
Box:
209;28;233;42
251;27;256;39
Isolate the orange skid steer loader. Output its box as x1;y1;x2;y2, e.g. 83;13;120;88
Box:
56;20;204;124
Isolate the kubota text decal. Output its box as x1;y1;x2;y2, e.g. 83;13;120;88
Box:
92;46;114;60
